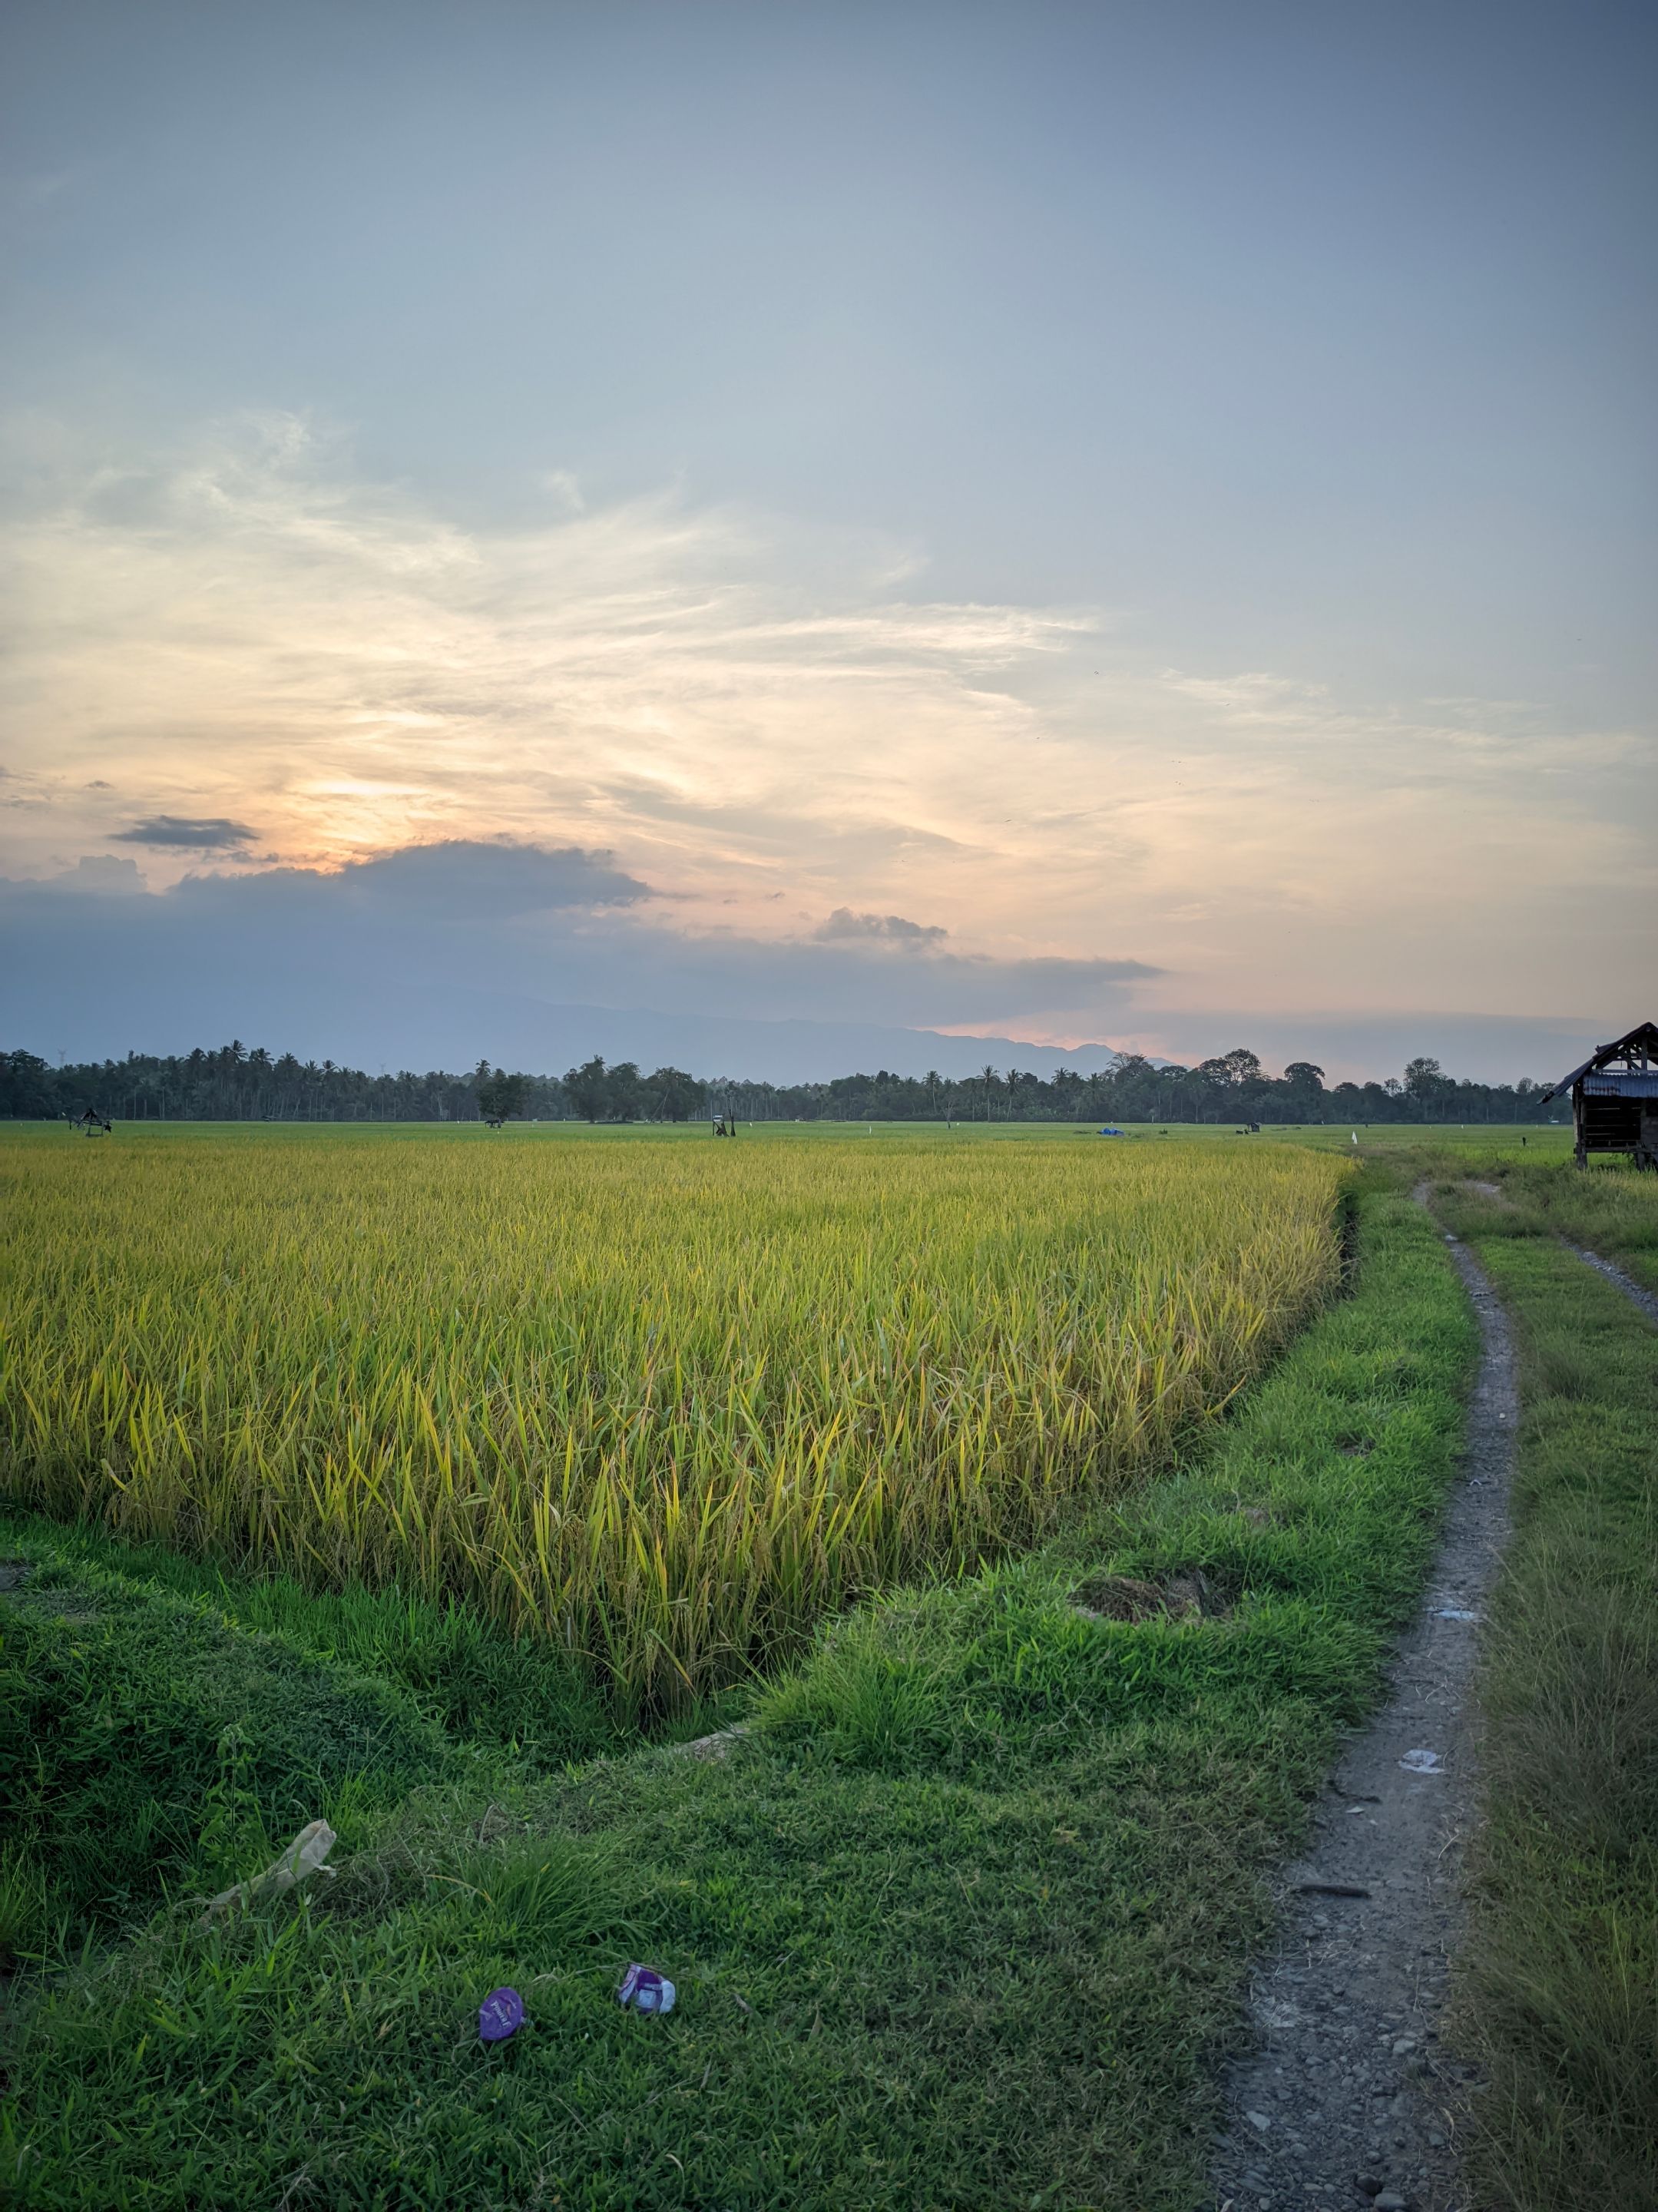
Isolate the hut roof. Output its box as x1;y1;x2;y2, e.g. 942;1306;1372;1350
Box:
1545;1020;1658;1103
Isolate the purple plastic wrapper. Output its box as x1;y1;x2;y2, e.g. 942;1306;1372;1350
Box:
478;1985;525;2042
617;1962;677;2015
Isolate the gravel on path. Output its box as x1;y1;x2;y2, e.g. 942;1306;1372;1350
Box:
1562;1240;1658;1328
1210;1204;1516;2212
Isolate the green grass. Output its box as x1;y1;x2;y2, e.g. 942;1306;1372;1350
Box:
0;1506;621;1760
0;1172;1478;2210
22;1115;1577;1145
0;1507;679;1959
2;1123;1345;1709
1442;1151;1658;1293
1432;1180;1658;2212
0;1535;452;1952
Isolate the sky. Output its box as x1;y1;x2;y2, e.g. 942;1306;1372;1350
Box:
2;0;1653;1084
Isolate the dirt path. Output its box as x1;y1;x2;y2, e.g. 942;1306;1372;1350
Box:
1561;1241;1658;1326
1210;1202;1516;2212
1456;1169;1658;1329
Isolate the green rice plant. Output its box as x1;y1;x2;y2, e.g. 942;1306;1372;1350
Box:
0;1126;1348;1705
0;1169;1477;2212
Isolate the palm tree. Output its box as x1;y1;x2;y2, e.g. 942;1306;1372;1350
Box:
981;1064;998;1121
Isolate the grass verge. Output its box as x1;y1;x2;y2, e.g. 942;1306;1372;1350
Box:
1435;1183;1658;2212
1;1174;1474;2210
0;1506;622;1760
1446;1153;1658;1293
0;1510;653;1955
0;1535;452;1949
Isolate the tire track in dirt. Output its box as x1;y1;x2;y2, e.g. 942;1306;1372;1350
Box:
1560;1241;1658;1327
1210;1196;1515;2212
1456;1170;1656;1329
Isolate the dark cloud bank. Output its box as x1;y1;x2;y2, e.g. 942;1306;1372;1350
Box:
2;839;1154;1081
113;815;262;851
2;839;1606;1084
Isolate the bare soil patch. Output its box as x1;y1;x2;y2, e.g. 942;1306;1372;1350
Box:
1071;1568;1225;1622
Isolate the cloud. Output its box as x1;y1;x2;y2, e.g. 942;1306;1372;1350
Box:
0;839;1159;1065
0;412;1097;937
539;469;586;515
38;854;147;895
336;839;650;918
0;411;1650;1037
816;906;948;945
0;843;1615;1084
113;814;259;850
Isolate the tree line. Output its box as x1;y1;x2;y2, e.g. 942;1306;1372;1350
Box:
0;1040;1564;1126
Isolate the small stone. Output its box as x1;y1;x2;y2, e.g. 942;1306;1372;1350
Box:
1246;2109;1273;2132
1390;2035;1417;2057
1373;2195;1408;2212
1353;2182;1383;2200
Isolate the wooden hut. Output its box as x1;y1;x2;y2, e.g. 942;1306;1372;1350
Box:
1545;1021;1658;1170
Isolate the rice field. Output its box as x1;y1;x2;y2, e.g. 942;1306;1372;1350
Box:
0;1125;1349;1705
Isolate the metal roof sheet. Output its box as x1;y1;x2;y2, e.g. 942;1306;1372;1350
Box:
1584;1072;1658;1098
1545;1020;1658;1101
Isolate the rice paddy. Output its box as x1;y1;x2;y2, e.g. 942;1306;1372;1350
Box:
0;1124;1348;1706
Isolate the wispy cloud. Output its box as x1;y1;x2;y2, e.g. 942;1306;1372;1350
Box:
0;413;1094;923
0;410;1650;1035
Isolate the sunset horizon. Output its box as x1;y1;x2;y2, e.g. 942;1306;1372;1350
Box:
4;2;1652;1080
